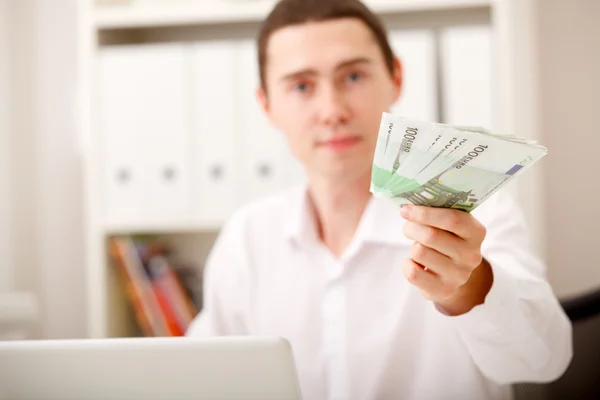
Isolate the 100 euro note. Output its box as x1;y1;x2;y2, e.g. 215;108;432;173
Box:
371;114;474;196
371;113;447;195
371;113;548;212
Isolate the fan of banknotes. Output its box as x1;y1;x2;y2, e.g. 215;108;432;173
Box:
370;112;548;212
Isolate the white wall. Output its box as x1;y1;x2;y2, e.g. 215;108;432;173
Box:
7;0;41;337
31;0;87;338
6;0;86;338
537;0;600;298
0;0;12;292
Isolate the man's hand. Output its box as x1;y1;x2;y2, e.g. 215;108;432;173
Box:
400;204;494;316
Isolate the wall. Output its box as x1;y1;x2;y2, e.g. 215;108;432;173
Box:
31;0;87;338
6;0;86;338
0;0;12;292
537;0;600;298
6;0;41;337
490;0;547;262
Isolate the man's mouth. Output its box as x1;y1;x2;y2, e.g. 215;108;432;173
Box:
317;135;362;151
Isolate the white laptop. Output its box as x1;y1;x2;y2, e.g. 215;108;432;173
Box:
0;336;303;400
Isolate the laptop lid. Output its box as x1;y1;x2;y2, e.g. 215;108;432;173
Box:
0;336;303;400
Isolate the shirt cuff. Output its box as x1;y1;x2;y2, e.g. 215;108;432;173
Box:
437;259;528;338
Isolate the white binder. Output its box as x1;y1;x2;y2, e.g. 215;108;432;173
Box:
234;39;294;206
191;40;238;225
98;45;147;224
98;44;191;224
439;26;492;128
388;29;438;122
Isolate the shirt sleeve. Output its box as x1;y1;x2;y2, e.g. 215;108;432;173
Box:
185;211;250;337
441;189;573;385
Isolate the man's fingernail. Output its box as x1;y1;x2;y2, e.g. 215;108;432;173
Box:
401;204;412;218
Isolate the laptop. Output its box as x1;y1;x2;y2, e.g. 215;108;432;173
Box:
0;336;303;400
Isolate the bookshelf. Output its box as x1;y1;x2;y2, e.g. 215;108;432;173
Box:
94;0;492;29
82;0;545;338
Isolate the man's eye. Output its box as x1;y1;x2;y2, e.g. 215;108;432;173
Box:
294;82;310;92
347;72;364;82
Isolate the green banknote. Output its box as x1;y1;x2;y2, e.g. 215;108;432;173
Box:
371;112;548;212
371;114;448;195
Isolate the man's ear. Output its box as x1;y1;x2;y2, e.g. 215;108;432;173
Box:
256;85;280;130
391;56;403;104
256;85;270;117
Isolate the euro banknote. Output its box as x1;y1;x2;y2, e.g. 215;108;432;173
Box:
371;113;547;212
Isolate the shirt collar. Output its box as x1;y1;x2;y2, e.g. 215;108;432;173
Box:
284;184;412;249
284;184;320;247
357;195;413;247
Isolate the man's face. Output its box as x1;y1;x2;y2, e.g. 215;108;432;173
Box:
258;17;402;183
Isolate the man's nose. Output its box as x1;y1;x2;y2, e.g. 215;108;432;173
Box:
319;85;351;128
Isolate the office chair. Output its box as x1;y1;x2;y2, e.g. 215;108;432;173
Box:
513;286;600;400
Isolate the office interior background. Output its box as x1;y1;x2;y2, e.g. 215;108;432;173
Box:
0;0;598;368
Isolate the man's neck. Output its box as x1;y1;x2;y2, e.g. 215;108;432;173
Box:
307;172;372;258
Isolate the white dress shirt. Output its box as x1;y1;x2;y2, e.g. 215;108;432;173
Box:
186;184;573;400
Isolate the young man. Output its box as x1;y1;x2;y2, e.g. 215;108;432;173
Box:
186;0;573;399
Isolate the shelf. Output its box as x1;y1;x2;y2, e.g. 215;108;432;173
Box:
94;0;492;30
102;218;223;235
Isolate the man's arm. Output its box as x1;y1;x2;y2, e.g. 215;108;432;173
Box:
436;257;494;316
400;190;573;384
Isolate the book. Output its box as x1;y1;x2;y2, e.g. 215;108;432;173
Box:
108;235;200;337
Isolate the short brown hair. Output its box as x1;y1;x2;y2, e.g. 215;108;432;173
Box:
257;0;396;92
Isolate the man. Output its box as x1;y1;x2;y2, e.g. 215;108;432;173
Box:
186;0;573;399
